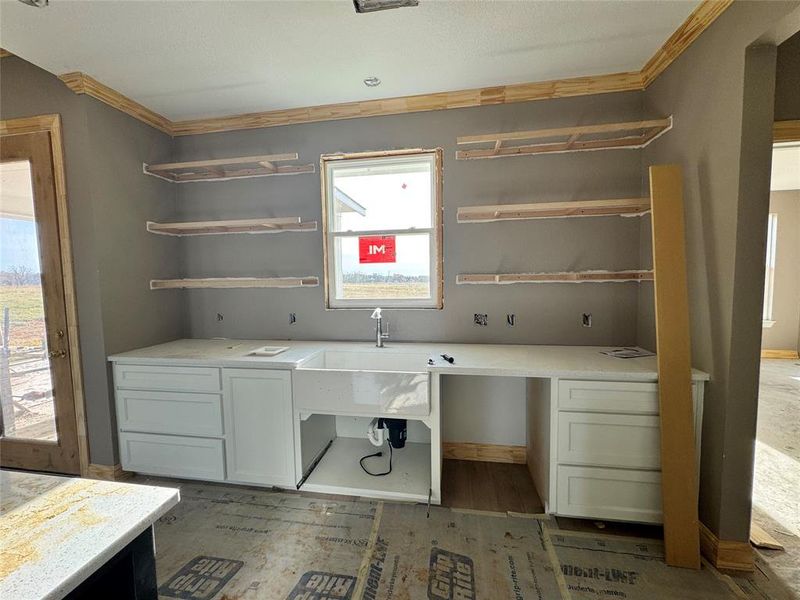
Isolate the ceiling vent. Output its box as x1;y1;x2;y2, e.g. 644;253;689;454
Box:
353;0;418;13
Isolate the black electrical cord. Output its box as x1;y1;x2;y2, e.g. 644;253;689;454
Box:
359;440;393;477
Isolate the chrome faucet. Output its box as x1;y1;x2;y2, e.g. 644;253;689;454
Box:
370;307;389;348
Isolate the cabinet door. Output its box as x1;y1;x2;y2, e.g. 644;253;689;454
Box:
222;369;294;486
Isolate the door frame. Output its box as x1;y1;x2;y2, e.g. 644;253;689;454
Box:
0;114;89;475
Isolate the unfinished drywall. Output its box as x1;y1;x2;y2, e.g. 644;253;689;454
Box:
172;92;648;346
762;191;800;352
637;1;800;542
0;57;183;466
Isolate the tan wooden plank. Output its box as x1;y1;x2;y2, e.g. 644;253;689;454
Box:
699;523;754;571
750;523;785;551
457;198;651;222
760;349;800;359
150;277;319;290
442;442;527;464
649;164;700;569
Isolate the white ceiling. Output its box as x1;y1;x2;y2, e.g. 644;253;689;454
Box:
0;0;700;121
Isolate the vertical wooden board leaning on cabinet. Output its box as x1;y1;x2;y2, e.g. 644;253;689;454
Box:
649;165;700;569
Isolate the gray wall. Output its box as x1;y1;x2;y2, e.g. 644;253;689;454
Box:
0;57;184;465
775;31;800;121
173;93;649;346
762;191;800;352
636;1;800;541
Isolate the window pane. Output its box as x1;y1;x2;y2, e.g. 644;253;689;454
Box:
331;157;432;232
334;233;431;301
0;160;57;441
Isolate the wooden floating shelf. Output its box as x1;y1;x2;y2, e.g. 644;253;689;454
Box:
143;153;315;182
150;277;319;290
456;117;672;160
147;217;318;236
457;270;654;284
457;198;651;223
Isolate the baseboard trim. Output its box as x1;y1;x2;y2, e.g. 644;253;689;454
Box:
442;442;526;464
699;523;754;572
86;463;134;481
761;349;799;359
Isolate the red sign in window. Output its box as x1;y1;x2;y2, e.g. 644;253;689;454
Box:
359;236;396;263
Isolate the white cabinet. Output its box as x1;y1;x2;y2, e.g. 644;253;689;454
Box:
113;362;295;489
222;369;295;487
114;364;221;392
557;412;661;470
552;379;704;524
556;465;663;523
119;431;225;481
116;389;223;437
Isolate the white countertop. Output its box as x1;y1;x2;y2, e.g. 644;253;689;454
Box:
108;338;709;381
0;470;179;600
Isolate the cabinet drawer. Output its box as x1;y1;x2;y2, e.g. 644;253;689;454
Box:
119;432;225;481
556;465;662;523
114;364;221;392
558;412;661;469
116;390;223;437
558;380;658;414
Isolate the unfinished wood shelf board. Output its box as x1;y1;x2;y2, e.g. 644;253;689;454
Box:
143;153;315;182
147;217;317;236
457;197;651;223
150;277;319;290
456;117;672;160
457;270;654;284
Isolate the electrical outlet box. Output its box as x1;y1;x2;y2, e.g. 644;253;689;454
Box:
474;313;488;326
582;313;592;327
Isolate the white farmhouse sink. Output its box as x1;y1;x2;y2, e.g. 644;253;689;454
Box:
294;349;430;417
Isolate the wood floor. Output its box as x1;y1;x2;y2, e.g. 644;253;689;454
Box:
441;459;543;514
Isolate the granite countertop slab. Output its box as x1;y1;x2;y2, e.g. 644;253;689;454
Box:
108;338;710;381
0;470;179;600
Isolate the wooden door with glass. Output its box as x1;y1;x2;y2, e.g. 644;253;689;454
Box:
1;116;85;474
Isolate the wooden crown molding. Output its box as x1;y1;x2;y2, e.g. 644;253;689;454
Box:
641;0;733;87
170;70;643;136
58;72;172;135
53;0;731;136
774;120;800;143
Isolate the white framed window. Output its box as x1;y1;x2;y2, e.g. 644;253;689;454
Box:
763;213;778;326
320;149;443;309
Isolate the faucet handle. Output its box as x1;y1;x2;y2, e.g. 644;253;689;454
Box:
370;307;382;320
